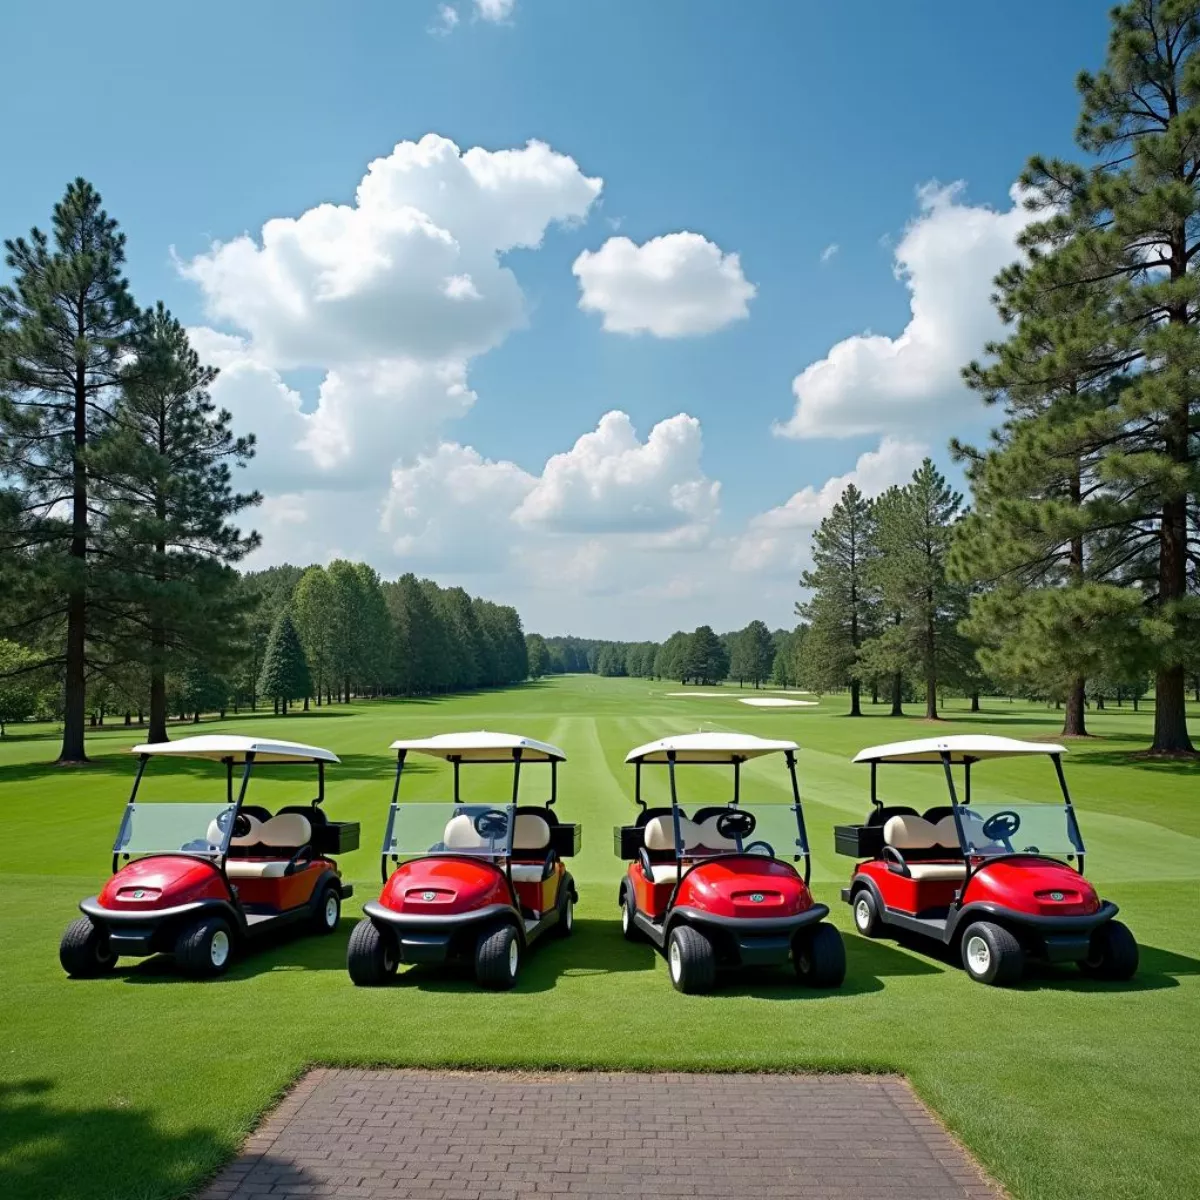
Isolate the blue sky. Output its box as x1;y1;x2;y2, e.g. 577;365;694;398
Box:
1;0;1111;637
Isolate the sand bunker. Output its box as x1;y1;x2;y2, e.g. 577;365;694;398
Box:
665;692;733;698
738;697;819;707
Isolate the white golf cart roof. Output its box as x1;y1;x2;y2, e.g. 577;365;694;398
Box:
389;731;566;762
130;735;340;764
626;732;800;764
853;735;1067;765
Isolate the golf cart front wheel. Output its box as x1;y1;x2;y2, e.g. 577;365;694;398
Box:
960;921;1024;987
346;919;398;986
794;923;846;988
59;916;117;978
667;925;716;994
852;888;882;937
175;916;234;978
311;883;341;934
476;925;520;990
1079;919;1138;981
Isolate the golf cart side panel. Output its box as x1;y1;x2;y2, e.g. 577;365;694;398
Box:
961;857;1101;917
233;860;335;911
630;868;674;919
97;855;229;912
853;859;961;915
674;857;813;920
379;855;511;917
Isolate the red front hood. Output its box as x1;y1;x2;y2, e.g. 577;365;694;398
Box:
97;855;229;911
378;856;512;917
962;856;1100;917
675;857;813;919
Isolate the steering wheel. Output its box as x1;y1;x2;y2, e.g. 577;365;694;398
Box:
214;809;251;839
743;840;775;857
473;808;510;840
981;810;1021;842
716;809;756;841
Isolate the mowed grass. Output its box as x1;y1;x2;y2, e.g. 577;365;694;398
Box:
1;675;1198;1200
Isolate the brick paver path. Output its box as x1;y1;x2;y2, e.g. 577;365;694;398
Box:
199;1069;1003;1199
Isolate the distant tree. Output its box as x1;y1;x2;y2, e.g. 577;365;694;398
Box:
292;567;337;705
257;610;311;714
180;659;228;723
684;625;729;686
0;639;38;734
654;631;690;682
233;565;304;709
798;484;877;715
0;179;139;761
526;633;550;678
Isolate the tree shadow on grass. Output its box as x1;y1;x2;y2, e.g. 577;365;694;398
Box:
0;1078;251;1200
1067;747;1200;776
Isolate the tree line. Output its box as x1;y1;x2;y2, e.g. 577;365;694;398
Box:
0;182;532;754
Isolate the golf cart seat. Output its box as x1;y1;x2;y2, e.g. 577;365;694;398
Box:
883;814;966;881
641;815;689;884
510;811;556;883
218;812;316;879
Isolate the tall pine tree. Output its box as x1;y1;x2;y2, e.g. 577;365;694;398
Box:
0;180;138;761
257;610;311;715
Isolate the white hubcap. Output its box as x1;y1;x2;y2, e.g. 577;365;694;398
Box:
508;939;519;977
855;898;871;930
210;930;230;967
966;935;991;975
325;894;339;926
565;899;573;930
669;940;682;981
622;902;630;931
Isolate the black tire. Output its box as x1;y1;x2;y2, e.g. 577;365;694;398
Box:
960;920;1024;986
554;884;575;939
310;882;341;935
1079;919;1139;981
475;924;521;990
667;925;716;994
346;919;398;986
59;916;117;978
851;888;882;938
793;923;847;988
174;916;234;979
620;884;642;942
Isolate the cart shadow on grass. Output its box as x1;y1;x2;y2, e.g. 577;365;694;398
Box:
0;1078;253;1200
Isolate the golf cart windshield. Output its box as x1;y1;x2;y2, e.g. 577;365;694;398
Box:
114;802;237;858
385;803;516;860
680;803;808;862
956;803;1084;859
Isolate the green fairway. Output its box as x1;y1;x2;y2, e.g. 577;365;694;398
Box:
1;675;1197;1200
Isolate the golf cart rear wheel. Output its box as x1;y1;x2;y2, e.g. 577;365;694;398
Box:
175;916;234;978
1079;919;1139;981
667;925;716;994
476;924;520;990
346;919;398;986
960;921;1024;987
794;923;846;988
59;916;117;978
620;886;642;942
852;888;882;938
311;883;341;934
554;889;574;939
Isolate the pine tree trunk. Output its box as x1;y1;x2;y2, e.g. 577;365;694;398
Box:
1096;694;1105;712
871;681;879;705
849;679;861;717
890;673;903;716
1063;677;1087;737
1153;665;1191;752
58;363;89;764
149;618;169;743
970;691;980;713
1133;696;1140;713
192;711;200;724
124;711;131;726
303;695;310;712
924;602;937;720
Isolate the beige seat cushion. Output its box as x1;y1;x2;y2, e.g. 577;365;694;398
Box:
692;814;738;852
883;814;941;850
510;862;547;883
906;862;967;882
259;813;312;848
645;862;680;885
444;814;490;850
226;859;289;879
513;813;550;853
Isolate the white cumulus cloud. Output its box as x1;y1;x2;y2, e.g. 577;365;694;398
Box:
733;436;927;573
775;182;1035;439
476;0;515;20
820;242;839;264
430;5;459;35
572;231;755;338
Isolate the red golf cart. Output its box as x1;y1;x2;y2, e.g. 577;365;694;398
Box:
836;735;1138;986
615;733;845;994
347;732;580;991
59;736;357;979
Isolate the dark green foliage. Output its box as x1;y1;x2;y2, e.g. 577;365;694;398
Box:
526;633;550;678
0;179;139;761
256;610;311;712
729;619;774;688
797;484;876;714
683;625;728;686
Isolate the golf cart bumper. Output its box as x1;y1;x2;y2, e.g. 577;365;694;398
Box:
954;900;1120;960
362;900;514;964
79;896;227;955
673;904;830;967
840;887;852;904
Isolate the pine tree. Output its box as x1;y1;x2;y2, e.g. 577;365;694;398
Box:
1014;0;1200;751
863;462;971;720
292;567;337;706
684;625;729;686
0;180;139;761
526;633;550;678
797;484;877;715
257;610;311;714
93;304;259;743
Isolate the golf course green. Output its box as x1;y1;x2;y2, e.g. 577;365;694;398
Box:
1;674;1196;1200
